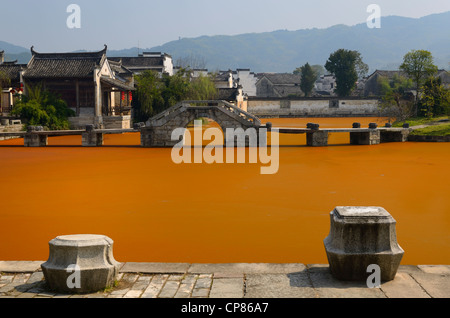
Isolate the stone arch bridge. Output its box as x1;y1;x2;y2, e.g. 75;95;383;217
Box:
140;100;263;147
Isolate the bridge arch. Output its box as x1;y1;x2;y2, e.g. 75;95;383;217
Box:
141;100;262;147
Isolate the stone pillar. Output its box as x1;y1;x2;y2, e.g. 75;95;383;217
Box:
24;126;48;147
82;125;103;147
306;131;328;147
380;130;410;143
141;126;177;147
140;126;156;147
133;122;145;130
324;206;404;281
350;130;380;145
41;234;121;294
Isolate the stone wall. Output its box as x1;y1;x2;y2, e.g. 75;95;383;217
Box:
0;123;24;140
408;135;450;142
69;115;131;129
247;98;381;117
103;115;131;129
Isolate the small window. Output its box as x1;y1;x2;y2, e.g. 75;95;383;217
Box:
329;100;339;108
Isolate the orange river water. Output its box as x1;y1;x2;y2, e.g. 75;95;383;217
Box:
0;117;449;265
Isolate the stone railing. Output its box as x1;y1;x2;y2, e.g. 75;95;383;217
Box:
149;100;261;127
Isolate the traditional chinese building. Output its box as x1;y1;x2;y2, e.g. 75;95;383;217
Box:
0;51;26;114
108;52;174;76
255;73;303;98
22;45;135;129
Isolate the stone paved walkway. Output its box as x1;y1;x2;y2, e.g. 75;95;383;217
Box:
0;262;448;298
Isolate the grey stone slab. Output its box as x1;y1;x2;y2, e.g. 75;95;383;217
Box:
418;265;450;275
16;292;37;298
36;291;57;297
307;265;386;298
141;275;168;298
189;263;306;274
158;281;180;298
121;262;190;274
123;289;144;298
245;273;316;298
0;284;15;293
12;274;31;285
195;275;212;289
396;265;423;274
410;271;450;298
175;276;197;298
0;261;44;273
214;272;244;279
52;294;72;298
191;288;209;298
210;278;244;298
380;272;430;298
26;272;44;285
85;293;107;298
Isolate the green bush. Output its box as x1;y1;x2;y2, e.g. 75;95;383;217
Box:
12;86;75;130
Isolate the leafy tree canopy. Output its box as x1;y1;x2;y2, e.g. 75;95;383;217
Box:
419;77;450;118
299;63;316;97
325;49;368;97
399;49;439;116
134;68;217;122
11;84;75;130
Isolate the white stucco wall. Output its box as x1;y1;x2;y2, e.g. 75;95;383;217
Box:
247;99;380;117
233;70;257;97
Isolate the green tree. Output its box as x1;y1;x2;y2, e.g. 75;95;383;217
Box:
325;49;368;97
399;49;438;115
134;70;165;121
134;68;218;122
310;65;326;80
294;64;325;80
419;77;450;118
299;63;316;97
378;75;415;122
11;84;75;130
187;74;218;100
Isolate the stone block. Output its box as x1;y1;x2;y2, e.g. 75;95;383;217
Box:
350;130;380;145
81;132;103;147
41;234;121;294
324;206;404;281
380;130;410;143
24;133;48;147
306;131;328;147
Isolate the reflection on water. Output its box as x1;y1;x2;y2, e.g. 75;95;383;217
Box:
0;117;448;265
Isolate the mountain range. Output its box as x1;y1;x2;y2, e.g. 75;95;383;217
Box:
2;11;449;73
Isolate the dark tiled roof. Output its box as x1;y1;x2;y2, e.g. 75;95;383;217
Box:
367;70;409;79
0;64;26;82
273;85;303;97
214;72;231;81
108;59;133;76
100;76;135;91
257;73;301;85
217;88;238;100
108;56;164;69
24;46;107;79
438;71;450;84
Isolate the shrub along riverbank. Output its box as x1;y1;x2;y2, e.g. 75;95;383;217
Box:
393;116;450;136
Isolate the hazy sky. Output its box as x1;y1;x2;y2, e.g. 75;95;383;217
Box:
1;0;450;52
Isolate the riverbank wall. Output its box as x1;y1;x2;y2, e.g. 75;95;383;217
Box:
247;97;381;118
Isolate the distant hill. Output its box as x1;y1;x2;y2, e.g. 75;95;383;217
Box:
2;11;449;72
146;12;450;73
